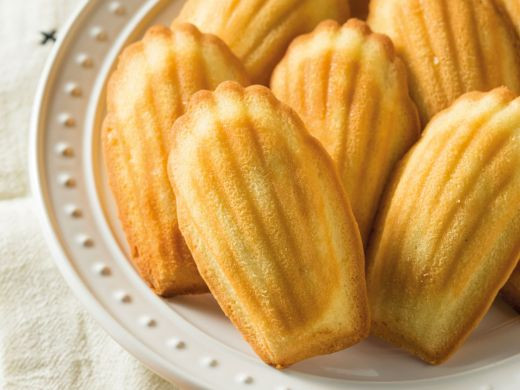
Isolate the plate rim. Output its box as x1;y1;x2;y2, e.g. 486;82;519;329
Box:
29;1;209;388
28;1;520;389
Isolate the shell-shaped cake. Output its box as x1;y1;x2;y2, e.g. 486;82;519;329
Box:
368;0;520;124
366;88;520;364
502;266;520;312
102;24;250;296
173;0;350;84
271;19;420;243
168;82;370;367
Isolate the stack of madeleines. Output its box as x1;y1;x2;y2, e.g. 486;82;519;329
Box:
102;0;520;367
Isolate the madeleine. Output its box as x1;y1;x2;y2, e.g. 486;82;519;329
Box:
102;24;249;296
168;81;369;367
368;0;520;124
367;88;520;364
271;19;419;243
173;0;349;84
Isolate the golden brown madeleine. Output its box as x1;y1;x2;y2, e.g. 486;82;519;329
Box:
368;0;520;124
502;266;520;312
102;24;250;296
173;0;349;84
271;19;420;243
366;88;520;364
168;81;369;367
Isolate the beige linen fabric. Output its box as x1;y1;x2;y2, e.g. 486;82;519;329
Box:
0;1;177;388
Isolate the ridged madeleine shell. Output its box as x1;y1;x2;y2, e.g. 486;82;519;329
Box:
168;81;369;367
173;0;350;84
271;19;420;243
367;88;520;364
368;0;520;124
102;24;250;296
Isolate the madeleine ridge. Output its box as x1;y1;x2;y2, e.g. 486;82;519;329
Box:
368;0;520;124
271;19;420;243
102;24;250;296
367;88;520;364
173;0;349;84
168;82;370;367
495;0;520;38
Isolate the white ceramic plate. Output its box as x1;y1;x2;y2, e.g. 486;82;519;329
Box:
30;0;520;389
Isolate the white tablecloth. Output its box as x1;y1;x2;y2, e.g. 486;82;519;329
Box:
0;1;177;388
